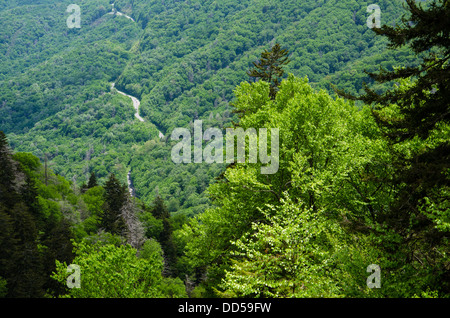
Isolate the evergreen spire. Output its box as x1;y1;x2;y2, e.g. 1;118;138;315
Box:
337;0;450;292
87;172;98;189
338;0;449;142
0;131;17;208
100;174;127;235
247;43;290;99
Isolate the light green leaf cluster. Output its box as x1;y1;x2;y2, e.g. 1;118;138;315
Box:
52;240;186;298
182;74;395;296
219;195;346;298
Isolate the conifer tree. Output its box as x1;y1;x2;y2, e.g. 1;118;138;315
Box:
337;0;450;293
0;205;17;297
7;203;45;298
247;43;290;99
20;173;43;229
0;131;18;208
0;132;45;297
100;174;127;235
341;0;449;142
337;0;449;226
87;172;98;189
149;195;176;276
149;195;170;220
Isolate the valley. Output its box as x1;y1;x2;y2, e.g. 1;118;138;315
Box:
110;81;164;197
0;0;448;300
0;0;416;214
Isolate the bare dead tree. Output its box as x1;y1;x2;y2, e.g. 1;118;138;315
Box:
120;195;146;250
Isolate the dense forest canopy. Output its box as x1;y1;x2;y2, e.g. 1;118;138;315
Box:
1;0;418;216
0;0;448;299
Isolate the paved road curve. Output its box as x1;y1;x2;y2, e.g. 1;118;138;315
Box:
111;82;165;197
111;83;145;122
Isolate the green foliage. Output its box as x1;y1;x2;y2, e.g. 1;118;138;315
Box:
0;136;76;297
338;0;450;296
247;43;290;99
12;152;41;174
219;195;347;298
114;0;410;134
181;72;449;298
182;74;395;296
1;133;188;297
139;238;164;261
4;0;414;218
100;174;127;235
1;0;448;299
149;195;170;219
139;207;164;239
87;172;98;189
51;240;186;298
0;276;7;298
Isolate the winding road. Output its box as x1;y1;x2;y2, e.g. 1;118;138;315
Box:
111;83;145;122
108;5;164;197
108;4;135;22
111;82;164;197
110;82;164;138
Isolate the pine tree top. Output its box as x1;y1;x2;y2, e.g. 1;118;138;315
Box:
87;172;98;189
337;0;450;142
247;43;290;99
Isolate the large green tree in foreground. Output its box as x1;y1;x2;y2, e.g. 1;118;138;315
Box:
100;174;127;236
181;75;402;297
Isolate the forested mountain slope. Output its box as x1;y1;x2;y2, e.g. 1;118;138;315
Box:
1;0;416;216
114;0;416;132
1;0;448;299
0;131;187;297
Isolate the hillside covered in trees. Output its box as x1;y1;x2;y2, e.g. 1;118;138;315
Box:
1;0;419;216
0;0;449;299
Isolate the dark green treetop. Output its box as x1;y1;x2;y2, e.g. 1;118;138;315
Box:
340;0;449;142
100;174;127;236
247;43;291;100
337;0;450;294
87;172;98;189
